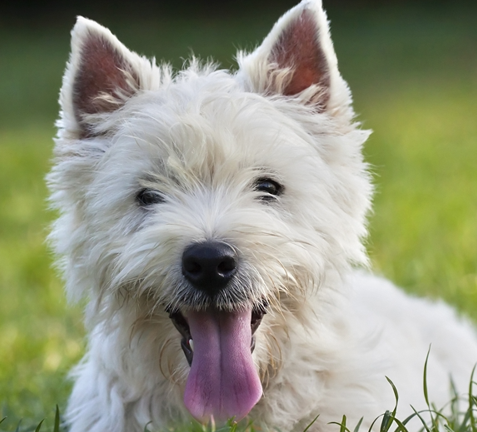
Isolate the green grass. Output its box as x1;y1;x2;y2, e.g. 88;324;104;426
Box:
0;129;84;431
0;3;476;430
2;365;477;432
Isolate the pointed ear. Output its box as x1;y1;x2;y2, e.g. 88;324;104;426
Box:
59;17;150;138
238;0;351;115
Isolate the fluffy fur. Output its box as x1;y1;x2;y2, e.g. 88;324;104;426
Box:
48;1;477;431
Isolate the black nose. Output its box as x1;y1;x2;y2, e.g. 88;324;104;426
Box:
182;241;238;296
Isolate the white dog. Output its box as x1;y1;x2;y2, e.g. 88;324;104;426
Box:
48;1;477;431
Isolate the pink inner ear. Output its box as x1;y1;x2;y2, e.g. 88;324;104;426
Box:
271;9;330;106
73;32;138;136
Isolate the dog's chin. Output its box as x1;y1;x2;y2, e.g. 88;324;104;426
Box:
167;303;266;422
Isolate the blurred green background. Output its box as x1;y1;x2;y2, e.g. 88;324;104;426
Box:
0;0;476;429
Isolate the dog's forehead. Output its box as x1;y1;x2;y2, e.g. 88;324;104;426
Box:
114;71;321;181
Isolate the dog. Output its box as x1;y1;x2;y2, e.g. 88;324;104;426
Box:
48;1;477;430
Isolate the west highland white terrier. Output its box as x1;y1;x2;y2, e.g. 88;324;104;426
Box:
48;1;477;431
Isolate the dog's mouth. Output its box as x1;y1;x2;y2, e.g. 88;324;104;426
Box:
168;304;266;366
167;303;266;423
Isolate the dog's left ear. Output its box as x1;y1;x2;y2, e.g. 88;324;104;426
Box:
238;0;351;116
59;17;155;139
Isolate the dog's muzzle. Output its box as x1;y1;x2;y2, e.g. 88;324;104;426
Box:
166;240;266;422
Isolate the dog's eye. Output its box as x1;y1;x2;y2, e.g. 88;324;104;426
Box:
136;188;165;206
254;178;283;201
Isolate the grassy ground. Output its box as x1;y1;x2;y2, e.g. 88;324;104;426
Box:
0;3;476;431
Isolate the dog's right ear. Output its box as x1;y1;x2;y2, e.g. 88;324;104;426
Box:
59;17;153;139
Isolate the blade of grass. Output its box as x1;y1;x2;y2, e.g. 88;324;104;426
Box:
385;377;400;419
448;377;459;430
14;419;22;432
423;347;431;407
34;419;44;432
368;413;385;432
399;412;420;427
469;365;477;431
303;414;320;432
456;408;471;432
380;410;392;432
53;405;60;432
390;415;409;432
410;406;432;432
422;347;440;431
353;417;364;432
328;415;350;432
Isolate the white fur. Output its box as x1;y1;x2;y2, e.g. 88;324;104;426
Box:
48;2;477;431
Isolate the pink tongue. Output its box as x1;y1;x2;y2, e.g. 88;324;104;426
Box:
183;308;262;423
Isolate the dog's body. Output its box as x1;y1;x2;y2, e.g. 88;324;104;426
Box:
48;1;477;431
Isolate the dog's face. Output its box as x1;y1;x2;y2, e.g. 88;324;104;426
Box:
49;0;371;424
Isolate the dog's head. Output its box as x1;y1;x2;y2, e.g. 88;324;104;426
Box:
49;0;371;423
